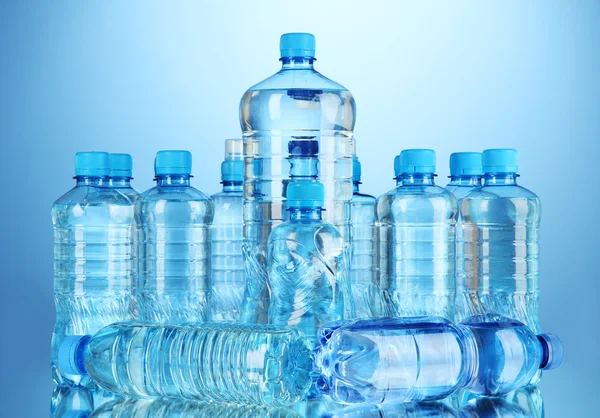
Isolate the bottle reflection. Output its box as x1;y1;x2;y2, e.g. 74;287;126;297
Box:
460;386;544;418
324;401;459;418
51;385;118;418
88;398;301;418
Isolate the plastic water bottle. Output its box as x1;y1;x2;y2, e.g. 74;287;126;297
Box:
240;32;356;324
350;156;381;318
89;398;301;418
57;322;313;407
136;151;213;323
324;402;459;418
377;149;457;319
210;139;245;322
267;181;352;344
52;152;136;385
109;153;139;201
315;314;562;404
445;153;483;200
457;149;541;333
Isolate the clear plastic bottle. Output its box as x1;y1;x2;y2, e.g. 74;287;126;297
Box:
210;139;245;322
89;398;302;418
458;149;541;332
109;153;140;201
377;149;457;320
52;152;136;386
350;156;381;318
58;322;313;407
240;32;356;324
315;314;562;405
136;151;213;323
267;181;352;345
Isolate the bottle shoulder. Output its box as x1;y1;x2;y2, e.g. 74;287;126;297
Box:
465;184;540;202
53;185;132;208
352;192;376;203
376;185;457;222
269;220;343;241
245;68;349;92
139;185;212;203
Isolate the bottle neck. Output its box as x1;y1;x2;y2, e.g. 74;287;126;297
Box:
76;176;108;187
110;177;133;188
448;175;481;186
289;207;323;221
156;174;191;186
280;56;315;70
353;181;360;194
289;157;319;179
396;173;436;186
483;173;518;186
222;180;243;192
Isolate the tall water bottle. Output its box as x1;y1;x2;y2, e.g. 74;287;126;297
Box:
57;322;313;407
458;149;541;332
109;153;139;201
210;139;245;322
268;181;351;344
52;152;136;385
445;152;482;200
240;32;356;324
315;314;562;405
377;149;457;319
136;150;213;323
350;156;381;318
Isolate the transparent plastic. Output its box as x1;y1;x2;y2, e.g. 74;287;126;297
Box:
110;177;140;202
52;176;135;385
136;174;213;323
457;173;541;333
71;322;313;407
324;402;459;418
377;173;457;319
240;51;356;324
445;175;481;201
267;206;352;345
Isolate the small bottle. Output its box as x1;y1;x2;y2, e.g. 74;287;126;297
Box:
349;156;381;318
109;153;140;201
315;314;562;405
377;149;457;319
268;181;352;345
445;152;483;200
210;139;245;322
52;152;135;385
136;150;214;323
58;323;313;407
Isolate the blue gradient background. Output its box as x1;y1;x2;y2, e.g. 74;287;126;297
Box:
1;1;598;416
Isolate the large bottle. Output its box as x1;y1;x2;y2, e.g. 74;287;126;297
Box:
315;314;562;405
52;152;136;386
57;322;313;407
136;150;214;323
350;156;381;318
109;153;140;201
58;315;562;407
210;139;245;322
458;149;541;332
268;181;352;345
240;32;356;324
377;149;457;319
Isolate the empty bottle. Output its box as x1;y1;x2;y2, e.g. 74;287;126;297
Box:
57;322;313;407
52;152;136;385
325;402;459;418
240;32;356;324
445;153;483;200
210;139;245;322
315;314;562;405
350;156;381;318
109;153;139;201
136;151;213;323
377;149;457;319
457;149;541;333
268;181;352;345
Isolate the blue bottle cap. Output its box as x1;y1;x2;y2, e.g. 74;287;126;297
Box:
280;33;316;59
155;150;192;175
450;152;483;176
394;149;436;177
287;181;325;208
58;335;90;376
109;153;133;178
74;152;110;177
352;157;362;183
482;148;518;174
221;160;244;182
288;140;319;156
538;333;564;370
